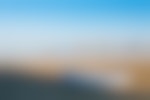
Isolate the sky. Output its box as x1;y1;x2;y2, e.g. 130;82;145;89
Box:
0;0;150;58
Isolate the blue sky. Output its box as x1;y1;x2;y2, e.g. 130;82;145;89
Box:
0;0;150;35
0;0;149;56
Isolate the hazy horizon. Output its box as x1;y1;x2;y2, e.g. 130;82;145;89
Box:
0;0;150;59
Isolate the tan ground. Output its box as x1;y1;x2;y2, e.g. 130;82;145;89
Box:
0;54;149;94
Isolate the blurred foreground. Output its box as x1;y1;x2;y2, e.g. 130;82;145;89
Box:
0;55;150;100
